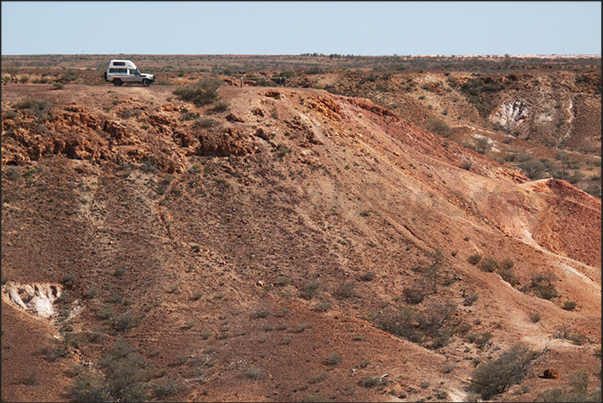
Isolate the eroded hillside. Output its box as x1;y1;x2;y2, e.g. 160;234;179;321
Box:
1;82;601;402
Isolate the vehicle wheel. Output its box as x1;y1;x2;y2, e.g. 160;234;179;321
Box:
142;79;150;87
113;79;122;87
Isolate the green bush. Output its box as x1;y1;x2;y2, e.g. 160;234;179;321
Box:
463;292;479;306
151;378;181;399
373;306;423;344
538;369;600;402
518;159;546;180
475;332;493;349
314;300;332;312
359;374;381;388
467;254;481;265
195;118;217;128
497;268;520;286
335;282;356;299
479;257;499;272
528;271;559;300
62;273;76;287
360;271;375;281
324;352;343;367
425;118;452;137
528;312;541;323
66;368;111;402
500;258;514;270
403;285;427;304
174;78;222;106
299;280;320;300
474;137;491;154
562;301;577;311
209;100;230;113
469;344;538;400
4;110;18;119
243;365;266;379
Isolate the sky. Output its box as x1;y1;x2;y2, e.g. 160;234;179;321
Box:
1;1;601;56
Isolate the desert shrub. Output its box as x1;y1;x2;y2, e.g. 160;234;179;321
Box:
469;344;538;400
66;367;111;402
62;71;78;82
479;257;499;272
53;82;65;90
243;365;266;379
567;172;585;184
84;286;98;299
500;258;514;270
5;166;20;181
20;97;51;121
373;306;423;343
280;69;296;79
563;301;577;311
460;161;473;170
21;370;38;386
528;271;559;300
151;378;181;399
467;254;482;265
475;332;493;349
403;285;427;304
209;100;230;113
314;300;332;312
253;307;271;319
474;137;491;154
456;322;472;336
114;267;127;277
360;271;375;281
518;158;546;180
110;311;140;332
554;325;588;345
463;292;479;306
195;118;217;128
174;78;222;106
275;275;292;286
441;362;456;374
335;282;356;299
182;111;200;121
3;110;18;119
426;118;452;137
62;272;76;288
93;340;149;402
299;280;320;299
528;312;541;323
305;66;324;75
324;352;343;367
497;268;520;286
359;374;382;388
303;395;328;402
538;369;600;402
96;304;114;320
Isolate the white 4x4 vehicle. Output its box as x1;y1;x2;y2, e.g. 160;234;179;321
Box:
104;59;155;87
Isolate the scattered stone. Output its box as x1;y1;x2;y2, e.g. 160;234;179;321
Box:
542;369;560;379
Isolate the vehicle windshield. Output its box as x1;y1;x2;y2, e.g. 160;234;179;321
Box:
135;69;141;75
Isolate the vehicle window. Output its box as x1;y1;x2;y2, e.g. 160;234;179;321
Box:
113;62;126;66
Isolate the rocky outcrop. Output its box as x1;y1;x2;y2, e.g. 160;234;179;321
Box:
489;100;530;132
1;282;62;319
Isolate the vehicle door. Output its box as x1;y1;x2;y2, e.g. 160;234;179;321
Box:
127;69;141;82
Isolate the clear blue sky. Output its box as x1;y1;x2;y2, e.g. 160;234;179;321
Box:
2;1;601;56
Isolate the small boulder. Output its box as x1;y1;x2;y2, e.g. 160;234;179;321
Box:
542;369;560;379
